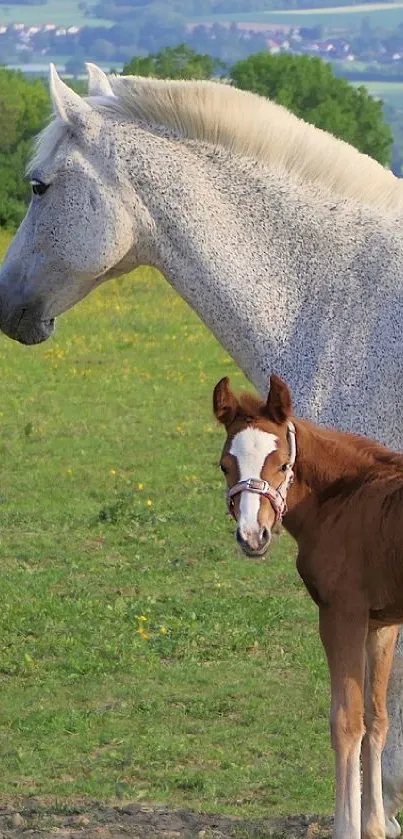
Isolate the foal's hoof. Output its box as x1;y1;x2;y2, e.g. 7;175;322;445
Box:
386;816;401;839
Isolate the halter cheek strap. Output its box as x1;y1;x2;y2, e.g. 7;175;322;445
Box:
227;421;296;523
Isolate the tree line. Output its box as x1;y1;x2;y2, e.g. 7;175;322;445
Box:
0;46;394;229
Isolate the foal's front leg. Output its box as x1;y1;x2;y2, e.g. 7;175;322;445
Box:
319;602;367;839
362;625;399;839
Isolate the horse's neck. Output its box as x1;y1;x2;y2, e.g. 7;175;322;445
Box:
125;129;403;445
133;134;365;393
141;140;292;385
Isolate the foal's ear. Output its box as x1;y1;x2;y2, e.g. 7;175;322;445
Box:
213;377;239;428
263;374;293;424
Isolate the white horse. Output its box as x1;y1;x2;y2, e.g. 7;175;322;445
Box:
1;63;403;837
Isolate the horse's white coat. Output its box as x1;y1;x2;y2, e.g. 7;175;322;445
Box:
230;427;277;539
0;65;403;835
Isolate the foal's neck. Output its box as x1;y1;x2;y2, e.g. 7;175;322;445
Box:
284;418;403;543
288;418;398;506
283;419;369;538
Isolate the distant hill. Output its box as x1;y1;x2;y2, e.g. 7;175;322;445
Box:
3;0;403;30
0;0;111;27
189;2;403;29
94;0;403;18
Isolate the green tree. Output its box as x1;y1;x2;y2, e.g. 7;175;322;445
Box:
123;44;225;80
231;52;392;166
0;69;50;228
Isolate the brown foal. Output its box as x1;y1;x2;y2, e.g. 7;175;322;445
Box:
213;373;403;839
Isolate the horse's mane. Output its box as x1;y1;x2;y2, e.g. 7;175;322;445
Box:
30;75;403;212
105;76;402;211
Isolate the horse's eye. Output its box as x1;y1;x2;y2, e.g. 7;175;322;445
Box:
31;180;50;197
281;463;289;472
220;464;228;475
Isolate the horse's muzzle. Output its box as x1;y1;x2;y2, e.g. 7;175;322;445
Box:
0;307;55;344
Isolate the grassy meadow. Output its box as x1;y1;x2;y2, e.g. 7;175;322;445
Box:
191;2;403;28
0;0;111;27
6;0;403;30
0;229;332;820
351;79;403;107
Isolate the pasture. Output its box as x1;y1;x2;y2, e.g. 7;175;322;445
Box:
351;79;403;107
190;2;403;29
0;0;111;28
0;230;332;832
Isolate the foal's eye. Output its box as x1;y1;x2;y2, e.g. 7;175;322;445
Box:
31;180;50;197
281;463;289;472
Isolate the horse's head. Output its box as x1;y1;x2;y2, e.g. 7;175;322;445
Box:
213;374;296;558
0;64;144;345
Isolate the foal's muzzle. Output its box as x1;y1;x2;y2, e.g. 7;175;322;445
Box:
236;525;271;557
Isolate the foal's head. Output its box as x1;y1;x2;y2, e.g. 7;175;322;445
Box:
214;374;296;557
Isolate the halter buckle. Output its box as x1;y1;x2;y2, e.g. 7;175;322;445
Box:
244;477;269;493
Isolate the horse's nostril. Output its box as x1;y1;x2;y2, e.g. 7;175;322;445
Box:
261;527;269;543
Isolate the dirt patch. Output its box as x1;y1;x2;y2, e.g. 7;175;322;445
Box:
0;803;333;839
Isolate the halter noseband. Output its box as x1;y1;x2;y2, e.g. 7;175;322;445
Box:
227;421;296;524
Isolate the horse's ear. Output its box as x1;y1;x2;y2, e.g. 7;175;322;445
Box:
213;377;239;428
263;374;292;424
86;63;115;98
49;64;93;127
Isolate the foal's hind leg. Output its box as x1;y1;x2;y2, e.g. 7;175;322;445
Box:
382;630;403;838
362;625;399;839
319;602;367;839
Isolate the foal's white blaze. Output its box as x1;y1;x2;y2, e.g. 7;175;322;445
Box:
230;427;278;542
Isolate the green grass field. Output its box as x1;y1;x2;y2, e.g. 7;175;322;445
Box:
0;230;332;821
5;0;403;30
5;0;403;32
191;1;403;28
0;0;111;27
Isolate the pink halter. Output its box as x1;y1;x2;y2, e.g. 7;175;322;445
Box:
227;422;296;523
